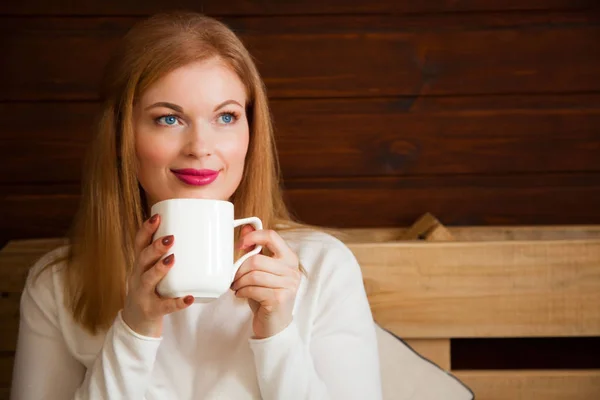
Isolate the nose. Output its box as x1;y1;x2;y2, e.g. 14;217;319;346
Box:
182;123;213;158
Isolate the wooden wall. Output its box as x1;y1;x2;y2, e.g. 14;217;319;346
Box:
1;1;600;247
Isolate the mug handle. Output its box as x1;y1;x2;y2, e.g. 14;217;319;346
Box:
232;217;263;282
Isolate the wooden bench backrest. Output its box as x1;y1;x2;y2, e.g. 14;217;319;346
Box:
1;228;600;399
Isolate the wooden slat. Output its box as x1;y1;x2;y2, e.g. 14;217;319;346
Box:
353;239;600;338
1;13;599;101
337;225;600;243
0;239;67;293
3;173;600;243
0;0;594;16
400;213;454;241
454;370;600;400
0;353;13;389
2;96;600;183
0;239;69;353
3;238;600;340
0;185;79;245
284;173;600;228
0;295;19;353
404;339;451;371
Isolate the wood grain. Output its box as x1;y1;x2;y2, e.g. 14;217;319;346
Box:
283;173;600;227
454;370;600;400
353;239;600;338
336;225;600;243
0;0;595;16
404;339;451;371
1;14;599;100
2;95;600;183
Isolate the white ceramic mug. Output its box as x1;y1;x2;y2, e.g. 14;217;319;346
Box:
150;198;263;302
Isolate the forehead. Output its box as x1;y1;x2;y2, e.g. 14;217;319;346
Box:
139;58;247;108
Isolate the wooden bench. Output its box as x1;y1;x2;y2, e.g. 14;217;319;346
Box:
2;223;600;399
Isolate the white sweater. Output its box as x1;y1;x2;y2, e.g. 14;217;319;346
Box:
11;230;382;399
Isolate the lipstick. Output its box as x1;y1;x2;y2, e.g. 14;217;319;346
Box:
171;169;219;186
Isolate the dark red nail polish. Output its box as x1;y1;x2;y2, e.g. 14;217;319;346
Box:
149;214;158;224
162;235;174;246
163;254;174;265
184;296;194;305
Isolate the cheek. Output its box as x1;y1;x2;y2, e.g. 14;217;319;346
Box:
219;132;249;168
136;135;178;169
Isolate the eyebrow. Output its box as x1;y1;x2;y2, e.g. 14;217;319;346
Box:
144;102;183;113
144;100;244;113
214;99;244;111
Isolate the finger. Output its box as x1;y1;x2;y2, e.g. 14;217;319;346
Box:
239;229;295;262
231;270;295;292
134;214;161;257
140;253;174;290
136;234;174;275
234;254;292;282
235;224;256;250
159;295;194;315
235;286;290;305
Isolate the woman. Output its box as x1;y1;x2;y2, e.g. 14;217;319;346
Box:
11;11;382;399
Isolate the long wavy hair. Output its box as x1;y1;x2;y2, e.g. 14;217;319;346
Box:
57;12;305;334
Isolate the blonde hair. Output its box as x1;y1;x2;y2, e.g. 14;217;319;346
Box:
56;12;308;334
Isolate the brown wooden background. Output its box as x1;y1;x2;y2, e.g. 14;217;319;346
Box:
1;0;600;248
0;0;600;382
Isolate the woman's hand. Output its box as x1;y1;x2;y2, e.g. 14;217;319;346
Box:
231;227;302;339
121;214;194;338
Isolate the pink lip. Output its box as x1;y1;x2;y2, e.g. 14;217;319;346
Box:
171;169;219;186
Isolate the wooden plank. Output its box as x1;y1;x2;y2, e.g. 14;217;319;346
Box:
3;172;600;243
2;95;600;183
284;173;600;228
0;353;13;389
404;339;451;370
0;0;594;16
7;238;599;341
354;239;600;338
447;226;600;242
0;239;68;292
0;238;69;352
0;295;20;353
1;13;599;101
400;213;454;241
0;185;79;245
337;225;600;243
454;370;600;400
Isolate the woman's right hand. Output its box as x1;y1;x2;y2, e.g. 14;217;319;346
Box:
121;213;194;338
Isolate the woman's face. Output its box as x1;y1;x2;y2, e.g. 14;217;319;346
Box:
134;58;249;207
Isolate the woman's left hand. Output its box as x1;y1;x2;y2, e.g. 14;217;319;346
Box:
231;227;301;339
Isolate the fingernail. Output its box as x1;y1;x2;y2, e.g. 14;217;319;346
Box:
162;235;174;246
163;254;174;265
184;295;194;305
149;214;159;224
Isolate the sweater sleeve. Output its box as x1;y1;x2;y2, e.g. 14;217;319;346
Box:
11;254;161;400
248;240;383;400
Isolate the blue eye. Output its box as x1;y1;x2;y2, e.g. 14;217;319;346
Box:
218;112;236;125
157;115;179;126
